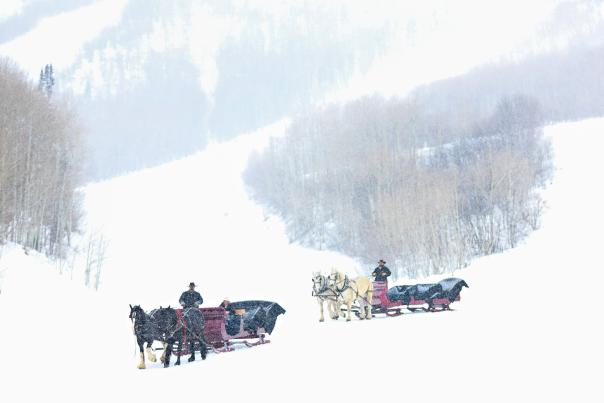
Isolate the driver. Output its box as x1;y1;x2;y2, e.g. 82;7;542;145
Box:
371;259;391;282
179;282;203;308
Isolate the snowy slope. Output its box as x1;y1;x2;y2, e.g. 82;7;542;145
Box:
1;118;603;402
4;1;602;181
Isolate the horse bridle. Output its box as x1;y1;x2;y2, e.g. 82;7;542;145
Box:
130;307;144;324
312;274;327;294
130;307;149;336
313;274;339;301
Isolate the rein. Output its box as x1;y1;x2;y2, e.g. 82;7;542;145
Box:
175;309;188;349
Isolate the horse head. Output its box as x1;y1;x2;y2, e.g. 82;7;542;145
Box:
129;304;145;321
154;306;178;333
312;272;329;295
327;268;345;288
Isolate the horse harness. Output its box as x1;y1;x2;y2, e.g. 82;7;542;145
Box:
147;309;185;341
327;273;353;297
312;275;339;301
330;274;372;306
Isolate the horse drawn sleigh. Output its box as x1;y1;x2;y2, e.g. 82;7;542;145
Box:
129;300;286;369
312;269;468;320
366;277;468;317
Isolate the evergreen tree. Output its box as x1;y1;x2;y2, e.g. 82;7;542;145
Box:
38;63;55;97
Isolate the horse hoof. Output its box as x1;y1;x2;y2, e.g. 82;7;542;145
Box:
163;363;170;368
137;363;146;369
188;357;195;363
174;361;180;366
319;318;324;322
346;318;351;322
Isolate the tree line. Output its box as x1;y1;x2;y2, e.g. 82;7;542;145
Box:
245;94;552;278
0;58;82;258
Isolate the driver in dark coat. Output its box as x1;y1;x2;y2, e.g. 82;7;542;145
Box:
371;260;391;282
179;282;203;308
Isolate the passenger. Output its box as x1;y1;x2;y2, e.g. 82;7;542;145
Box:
219;297;234;313
371;259;391;282
179;282;203;308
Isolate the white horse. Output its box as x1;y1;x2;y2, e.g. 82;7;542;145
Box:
327;269;373;321
312;272;340;322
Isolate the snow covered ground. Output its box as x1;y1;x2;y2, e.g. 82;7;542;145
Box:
1;117;603;402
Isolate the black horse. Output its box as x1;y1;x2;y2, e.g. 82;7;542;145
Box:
129;304;164;369
154;306;208;367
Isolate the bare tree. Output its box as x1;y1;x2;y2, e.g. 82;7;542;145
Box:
0;58;83;259
83;231;108;290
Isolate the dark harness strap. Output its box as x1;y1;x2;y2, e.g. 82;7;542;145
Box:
176;309;187;348
336;275;351;293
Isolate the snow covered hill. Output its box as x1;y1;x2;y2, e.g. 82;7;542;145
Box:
1;117;603;402
4;1;598;179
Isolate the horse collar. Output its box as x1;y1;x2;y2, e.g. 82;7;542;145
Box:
336;276;350;293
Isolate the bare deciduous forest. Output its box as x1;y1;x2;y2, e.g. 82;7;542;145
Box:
245;39;604;279
245;94;552;278
0;59;82;258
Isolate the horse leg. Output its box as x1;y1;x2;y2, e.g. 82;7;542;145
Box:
366;289;373;320
199;335;208;360
137;338;146;369
318;299;325;322
338;301;346;319
146;341;157;362
358;298;366;320
188;338;196;362
346;301;352;322
160;342;167;363
329;300;339;320
163;339;172;368
175;336;182;366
